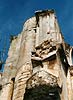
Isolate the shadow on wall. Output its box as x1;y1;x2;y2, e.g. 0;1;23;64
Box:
23;84;61;100
71;49;73;65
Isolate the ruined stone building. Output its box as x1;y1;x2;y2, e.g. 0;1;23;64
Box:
0;9;73;100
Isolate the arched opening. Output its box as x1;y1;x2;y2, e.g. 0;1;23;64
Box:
23;71;61;100
23;85;61;100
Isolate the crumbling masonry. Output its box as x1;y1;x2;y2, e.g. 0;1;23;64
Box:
0;10;73;100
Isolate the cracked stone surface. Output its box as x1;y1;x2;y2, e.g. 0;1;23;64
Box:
0;10;73;100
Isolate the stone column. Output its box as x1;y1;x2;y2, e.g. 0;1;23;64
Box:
12;64;32;100
0;80;14;100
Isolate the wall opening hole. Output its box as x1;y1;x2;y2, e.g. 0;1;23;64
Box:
23;85;61;100
11;77;15;83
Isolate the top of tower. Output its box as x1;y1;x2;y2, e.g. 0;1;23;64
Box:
35;9;55;16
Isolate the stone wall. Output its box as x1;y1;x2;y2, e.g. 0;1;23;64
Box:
0;10;73;100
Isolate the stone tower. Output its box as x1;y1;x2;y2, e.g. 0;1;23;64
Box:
0;10;73;100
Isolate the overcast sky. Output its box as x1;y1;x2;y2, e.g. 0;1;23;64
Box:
0;0;73;69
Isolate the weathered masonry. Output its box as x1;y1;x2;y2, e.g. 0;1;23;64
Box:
0;9;73;100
